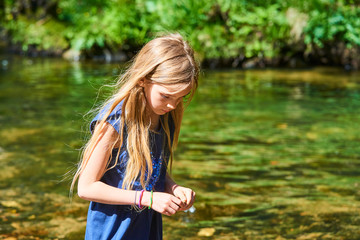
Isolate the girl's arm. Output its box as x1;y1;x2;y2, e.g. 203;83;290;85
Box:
165;172;196;211
165;172;178;194
77;123;183;216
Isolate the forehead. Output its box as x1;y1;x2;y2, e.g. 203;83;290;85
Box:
155;83;192;96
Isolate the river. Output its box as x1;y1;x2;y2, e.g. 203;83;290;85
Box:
1;56;360;239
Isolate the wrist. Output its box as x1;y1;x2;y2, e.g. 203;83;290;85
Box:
165;174;177;194
171;184;179;193
141;191;150;207
165;181;178;194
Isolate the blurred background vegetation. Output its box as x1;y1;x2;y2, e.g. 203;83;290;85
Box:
0;0;359;69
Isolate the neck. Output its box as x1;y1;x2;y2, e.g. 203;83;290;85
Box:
146;107;160;131
149;114;160;131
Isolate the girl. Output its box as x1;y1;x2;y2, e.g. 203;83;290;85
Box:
71;33;199;239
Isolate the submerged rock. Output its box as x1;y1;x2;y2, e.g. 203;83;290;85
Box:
198;228;215;237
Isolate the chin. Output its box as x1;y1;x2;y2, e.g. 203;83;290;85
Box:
158;109;169;115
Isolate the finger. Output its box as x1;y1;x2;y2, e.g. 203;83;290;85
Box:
171;195;183;207
169;201;181;212
180;193;187;203
191;191;196;202
182;191;195;210
188;193;195;207
163;210;171;216
185;190;193;205
167;208;176;216
176;192;187;205
173;187;186;201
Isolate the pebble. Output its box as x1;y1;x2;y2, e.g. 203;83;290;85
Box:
197;227;215;237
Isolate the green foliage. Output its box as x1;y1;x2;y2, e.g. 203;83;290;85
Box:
4;16;68;51
0;0;359;67
58;0;148;50
227;4;291;59
304;3;360;48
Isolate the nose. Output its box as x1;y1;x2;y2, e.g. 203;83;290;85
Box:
167;98;178;110
167;102;176;110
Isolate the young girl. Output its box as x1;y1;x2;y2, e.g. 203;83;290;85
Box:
71;33;199;239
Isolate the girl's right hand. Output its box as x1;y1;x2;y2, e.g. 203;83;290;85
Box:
143;191;182;216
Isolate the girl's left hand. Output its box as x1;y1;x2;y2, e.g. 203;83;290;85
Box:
172;185;195;211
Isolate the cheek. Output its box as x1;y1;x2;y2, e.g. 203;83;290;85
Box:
150;92;165;108
176;97;182;106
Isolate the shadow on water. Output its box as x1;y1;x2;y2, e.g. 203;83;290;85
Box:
1;56;360;239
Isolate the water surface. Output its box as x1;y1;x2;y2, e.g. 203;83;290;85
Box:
0;56;359;239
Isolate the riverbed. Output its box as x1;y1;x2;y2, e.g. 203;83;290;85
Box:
0;56;359;239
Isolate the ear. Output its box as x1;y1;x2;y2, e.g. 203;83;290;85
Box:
138;78;145;87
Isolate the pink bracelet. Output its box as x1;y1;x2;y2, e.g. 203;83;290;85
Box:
138;190;145;208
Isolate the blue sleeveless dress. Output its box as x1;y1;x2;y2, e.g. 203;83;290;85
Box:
85;101;173;240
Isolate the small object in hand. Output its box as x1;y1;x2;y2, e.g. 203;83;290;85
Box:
184;206;196;213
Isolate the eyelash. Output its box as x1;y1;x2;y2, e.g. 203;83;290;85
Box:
161;94;189;102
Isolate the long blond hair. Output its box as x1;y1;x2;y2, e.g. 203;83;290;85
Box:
71;33;199;192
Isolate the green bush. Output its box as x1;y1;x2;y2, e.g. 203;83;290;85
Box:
1;0;359;68
304;4;360;48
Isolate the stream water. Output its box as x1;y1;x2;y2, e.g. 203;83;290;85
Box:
0;56;360;239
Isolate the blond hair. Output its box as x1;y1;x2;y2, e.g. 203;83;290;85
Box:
71;33;199;192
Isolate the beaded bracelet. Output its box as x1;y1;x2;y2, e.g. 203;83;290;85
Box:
148;190;153;209
138;190;145;208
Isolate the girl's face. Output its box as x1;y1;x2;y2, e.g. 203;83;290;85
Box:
143;81;192;117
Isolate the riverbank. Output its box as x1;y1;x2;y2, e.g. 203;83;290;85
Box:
0;46;358;71
1;1;359;70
